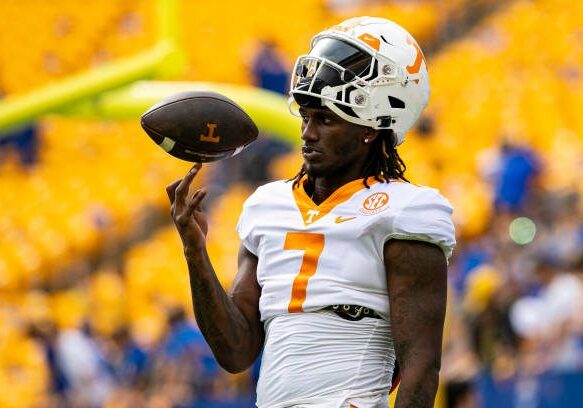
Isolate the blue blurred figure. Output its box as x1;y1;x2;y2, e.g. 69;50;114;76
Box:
28;321;70;404
109;326;150;387
494;142;540;213
0;124;40;167
251;40;289;95
0;89;40;167
159;306;221;407
162;306;220;380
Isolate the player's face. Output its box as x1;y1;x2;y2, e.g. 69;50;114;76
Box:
299;107;370;179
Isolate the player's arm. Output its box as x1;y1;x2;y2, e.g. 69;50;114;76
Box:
384;239;447;408
166;164;264;373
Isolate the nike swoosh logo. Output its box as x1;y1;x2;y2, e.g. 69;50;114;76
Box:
335;216;357;224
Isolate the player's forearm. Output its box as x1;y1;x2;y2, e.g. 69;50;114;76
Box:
392;287;445;408
184;249;257;372
394;360;440;408
393;319;443;408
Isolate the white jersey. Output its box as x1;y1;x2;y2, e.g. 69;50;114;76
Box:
257;311;394;408
236;177;455;407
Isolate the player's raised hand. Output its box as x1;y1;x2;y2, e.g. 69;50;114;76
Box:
166;163;209;251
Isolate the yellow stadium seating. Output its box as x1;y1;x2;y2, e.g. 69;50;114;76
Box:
0;0;155;95
179;0;445;85
0;119;198;289
0;308;49;408
0;0;443;95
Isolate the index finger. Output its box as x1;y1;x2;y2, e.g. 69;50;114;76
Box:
174;163;203;205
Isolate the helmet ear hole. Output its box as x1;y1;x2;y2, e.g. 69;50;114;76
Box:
388;96;405;109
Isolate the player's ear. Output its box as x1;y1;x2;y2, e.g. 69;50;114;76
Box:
362;127;380;145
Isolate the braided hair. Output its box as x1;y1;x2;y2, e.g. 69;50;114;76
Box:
291;129;409;189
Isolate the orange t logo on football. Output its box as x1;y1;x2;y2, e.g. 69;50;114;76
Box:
200;123;220;143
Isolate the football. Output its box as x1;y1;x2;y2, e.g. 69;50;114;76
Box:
141;90;259;162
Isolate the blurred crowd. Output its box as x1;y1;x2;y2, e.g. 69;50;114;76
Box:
26;306;255;408
442;143;583;407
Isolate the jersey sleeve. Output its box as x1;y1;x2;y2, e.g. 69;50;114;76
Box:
386;188;456;259
236;188;262;255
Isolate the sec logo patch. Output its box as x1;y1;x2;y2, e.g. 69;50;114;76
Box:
359;192;390;215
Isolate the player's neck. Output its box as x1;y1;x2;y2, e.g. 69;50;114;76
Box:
309;173;363;205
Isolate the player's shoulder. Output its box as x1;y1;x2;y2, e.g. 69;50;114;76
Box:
243;179;294;208
377;180;456;258
372;180;452;212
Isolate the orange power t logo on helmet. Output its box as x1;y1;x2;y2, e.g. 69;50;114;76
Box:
406;36;425;83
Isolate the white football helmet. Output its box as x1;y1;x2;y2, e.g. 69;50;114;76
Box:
289;17;430;146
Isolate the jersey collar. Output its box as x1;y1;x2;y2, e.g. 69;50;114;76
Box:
292;176;379;226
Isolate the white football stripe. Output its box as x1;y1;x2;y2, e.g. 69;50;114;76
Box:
159;137;176;152
232;145;246;156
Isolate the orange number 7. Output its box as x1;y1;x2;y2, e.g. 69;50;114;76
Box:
284;232;325;313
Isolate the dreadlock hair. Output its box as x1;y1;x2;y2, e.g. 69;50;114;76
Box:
291;128;409;189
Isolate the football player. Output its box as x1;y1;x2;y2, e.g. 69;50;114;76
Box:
167;17;455;408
